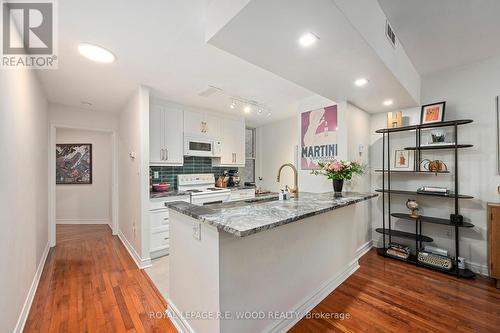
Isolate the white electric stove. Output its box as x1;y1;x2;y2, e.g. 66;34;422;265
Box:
177;173;231;205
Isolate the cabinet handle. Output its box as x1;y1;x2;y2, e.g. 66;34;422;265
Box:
163;217;168;220
165;148;169;160
160;149;164;160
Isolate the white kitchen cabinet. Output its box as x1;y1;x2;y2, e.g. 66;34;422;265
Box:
183;110;222;139
213;118;245;167
150;104;184;165
149;195;190;258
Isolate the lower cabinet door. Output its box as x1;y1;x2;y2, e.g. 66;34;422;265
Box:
150;209;169;229
150;227;169;257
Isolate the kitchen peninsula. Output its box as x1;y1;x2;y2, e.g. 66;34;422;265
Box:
167;192;376;333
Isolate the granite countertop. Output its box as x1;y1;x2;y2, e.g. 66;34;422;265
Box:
150;190;190;199
150;186;262;199
167;192;377;237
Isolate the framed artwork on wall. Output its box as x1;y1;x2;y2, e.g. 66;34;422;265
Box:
56;143;92;184
300;105;338;170
421;101;446;125
393;149;414;170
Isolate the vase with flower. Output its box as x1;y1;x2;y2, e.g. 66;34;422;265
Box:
312;160;364;196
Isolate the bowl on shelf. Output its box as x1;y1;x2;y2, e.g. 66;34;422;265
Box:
152;182;170;192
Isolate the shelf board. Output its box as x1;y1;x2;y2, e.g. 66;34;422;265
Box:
374;170;450;174
391;213;474;228
375;119;473;133
375;228;433;242
404;144;473;150
375;189;474;199
376;248;475;278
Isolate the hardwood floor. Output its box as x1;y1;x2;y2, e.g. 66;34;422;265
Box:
23;224;177;333
24;226;500;333
290;249;500;333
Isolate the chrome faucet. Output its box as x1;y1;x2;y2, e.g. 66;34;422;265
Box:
277;163;299;198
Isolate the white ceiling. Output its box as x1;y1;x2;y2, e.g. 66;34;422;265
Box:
207;0;419;113
378;0;500;76
37;0;313;125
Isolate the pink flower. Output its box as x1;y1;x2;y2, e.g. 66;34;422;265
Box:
332;162;343;172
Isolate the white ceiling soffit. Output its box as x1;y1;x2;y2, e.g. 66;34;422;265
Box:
206;0;421;113
378;0;500;76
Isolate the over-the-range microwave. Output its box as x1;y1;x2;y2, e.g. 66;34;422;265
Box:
184;136;222;157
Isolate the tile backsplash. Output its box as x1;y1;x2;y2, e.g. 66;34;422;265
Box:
150;156;235;189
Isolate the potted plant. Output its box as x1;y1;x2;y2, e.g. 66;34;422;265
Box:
312;160;364;195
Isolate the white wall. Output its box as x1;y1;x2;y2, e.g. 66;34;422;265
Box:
0;69;49;333
256;117;298;192
343;102;372;193
370;56;500;274
118;86;151;266
49;103;118;131
56;129;112;225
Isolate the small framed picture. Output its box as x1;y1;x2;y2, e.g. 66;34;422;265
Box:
421;101;446;125
394;150;414;170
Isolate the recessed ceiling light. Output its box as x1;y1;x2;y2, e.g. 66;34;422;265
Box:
230;100;236;109
298;32;319;48
383;99;394;106
258;108;263;115
354;78;368;87
81;101;92;107
78;43;116;63
267;112;272;117
244;106;252;114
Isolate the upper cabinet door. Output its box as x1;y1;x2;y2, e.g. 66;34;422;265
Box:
183;110;222;139
150;104;183;166
150;104;164;164
163;108;184;165
213;118;245;167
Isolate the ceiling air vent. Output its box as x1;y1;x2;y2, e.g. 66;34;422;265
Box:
385;20;396;48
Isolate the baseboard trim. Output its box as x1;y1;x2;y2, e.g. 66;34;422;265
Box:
56;218;110;225
166;300;196;333
117;231;152;269
354;240;373;261
265;259;360;333
13;242;50;333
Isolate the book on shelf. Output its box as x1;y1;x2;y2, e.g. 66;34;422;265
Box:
417;186;450;195
420;142;456;147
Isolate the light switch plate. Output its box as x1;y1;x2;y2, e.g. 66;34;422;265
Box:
192;221;201;240
154;171;159;179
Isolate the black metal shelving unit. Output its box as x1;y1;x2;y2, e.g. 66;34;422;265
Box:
375;119;476;278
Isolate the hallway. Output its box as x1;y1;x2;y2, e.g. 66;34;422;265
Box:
23;225;176;333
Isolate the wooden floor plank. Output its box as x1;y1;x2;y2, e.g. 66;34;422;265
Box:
289;249;500;333
23;224;177;333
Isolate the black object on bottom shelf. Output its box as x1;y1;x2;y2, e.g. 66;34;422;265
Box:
376;248;475;278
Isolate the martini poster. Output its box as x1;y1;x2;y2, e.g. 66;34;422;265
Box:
300;105;338;170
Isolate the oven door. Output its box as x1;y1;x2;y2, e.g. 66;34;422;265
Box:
184;137;214;157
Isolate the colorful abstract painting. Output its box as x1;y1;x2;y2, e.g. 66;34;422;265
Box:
56;144;92;184
301;105;338;170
